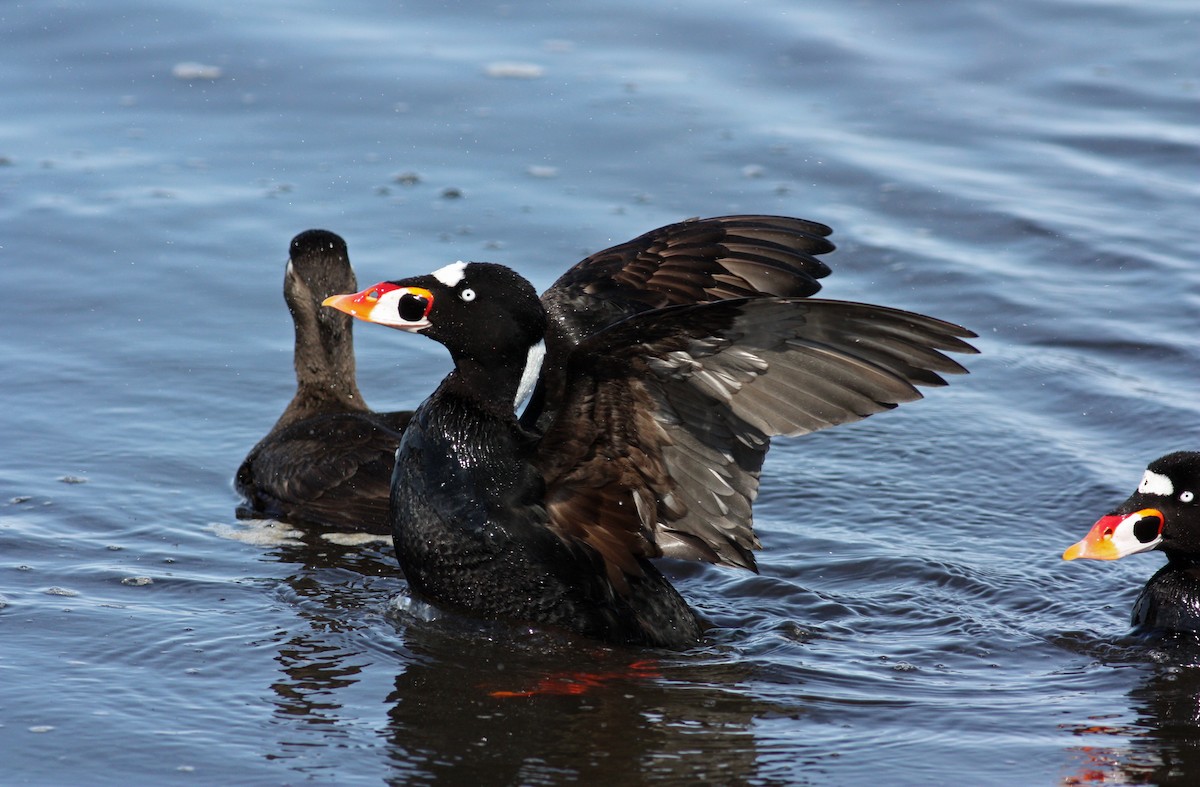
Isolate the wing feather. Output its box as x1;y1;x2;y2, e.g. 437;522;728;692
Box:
536;297;976;579
527;215;839;433
541;215;835;342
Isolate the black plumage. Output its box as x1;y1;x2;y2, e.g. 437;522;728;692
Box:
236;230;411;533
326;215;976;648
530;215;836;429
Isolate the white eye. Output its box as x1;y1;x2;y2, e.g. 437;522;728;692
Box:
1182;491;1195;503
460;288;476;302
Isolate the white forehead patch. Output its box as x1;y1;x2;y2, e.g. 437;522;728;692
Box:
1138;469;1173;497
431;261;468;287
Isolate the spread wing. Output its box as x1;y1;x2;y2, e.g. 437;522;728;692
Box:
527;215;837;431
533;297;976;585
235;411;409;533
540;215;835;344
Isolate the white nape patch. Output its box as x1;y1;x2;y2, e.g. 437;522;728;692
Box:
514;339;546;411
1138;469;1173;497
431;260;468;287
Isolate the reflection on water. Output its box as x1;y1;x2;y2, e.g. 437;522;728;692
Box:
1061;636;1200;785
1130;657;1200;783
384;638;769;785
251;530;780;783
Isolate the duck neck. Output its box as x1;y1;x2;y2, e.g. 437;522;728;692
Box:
446;358;522;417
286;309;368;419
1164;551;1200;570
447;340;545;417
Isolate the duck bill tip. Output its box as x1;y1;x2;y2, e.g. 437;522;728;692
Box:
1062;514;1125;561
322;289;387;323
1061;540;1090;561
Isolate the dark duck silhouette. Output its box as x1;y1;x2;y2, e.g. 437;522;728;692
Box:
236;229;412;533
1065;451;1200;633
322;215;978;648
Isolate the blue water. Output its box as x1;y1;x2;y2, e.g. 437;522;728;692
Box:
2;1;1198;784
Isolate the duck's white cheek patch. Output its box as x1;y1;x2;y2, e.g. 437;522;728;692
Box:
370;290;430;330
1138;469;1173;497
431;261;468;287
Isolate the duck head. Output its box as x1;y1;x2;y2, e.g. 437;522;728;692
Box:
287;230;357;314
323;261;548;409
1064;452;1200;562
284;229;362;394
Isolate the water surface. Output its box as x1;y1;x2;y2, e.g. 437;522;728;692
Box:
2;1;1198;784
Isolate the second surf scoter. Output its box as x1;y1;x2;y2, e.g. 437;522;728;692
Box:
324;216;977;647
236;230;412;533
1064;451;1200;632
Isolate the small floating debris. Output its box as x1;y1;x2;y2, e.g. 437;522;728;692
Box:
120;576;153;587
172;62;222;80
28;726;55;734
210;520;303;546
45;587;79;597
392;171;422;186
741;164;766;179
10;495;32;504
527;165;558;179
321;531;390;547
484;61;544;79
58;476;87;485
440;187;463;200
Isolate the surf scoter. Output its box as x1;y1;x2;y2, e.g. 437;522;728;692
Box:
1064;451;1200;632
236;229;412;533
238;217;835;532
324;215;977;648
